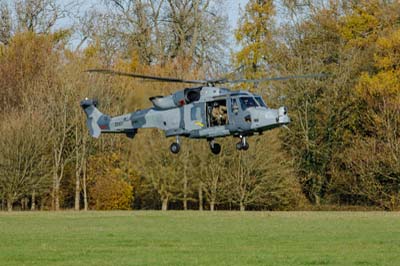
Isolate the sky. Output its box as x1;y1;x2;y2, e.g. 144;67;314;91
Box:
226;0;248;29
224;0;249;53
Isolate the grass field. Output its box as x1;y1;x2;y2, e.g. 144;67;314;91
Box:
0;211;399;266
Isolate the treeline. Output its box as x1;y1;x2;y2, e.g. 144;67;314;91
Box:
0;0;399;211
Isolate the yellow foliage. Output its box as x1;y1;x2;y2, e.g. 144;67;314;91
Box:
0;44;4;57
339;3;380;48
375;29;400;69
88;153;135;210
83;43;99;59
91;174;133;210
0;32;61;110
356;25;400;108
129;50;140;71
50;29;72;45
113;50;141;73
356;71;400;106
234;0;275;90
235;0;274;43
1;31;55;69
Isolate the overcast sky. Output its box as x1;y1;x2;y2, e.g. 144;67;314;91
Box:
226;0;248;29
225;0;248;53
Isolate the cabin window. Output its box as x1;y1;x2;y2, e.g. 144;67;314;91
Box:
191;106;202;121
239;97;258;110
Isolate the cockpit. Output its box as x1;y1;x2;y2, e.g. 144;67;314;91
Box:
254;96;267;108
238;96;268;110
239;97;258;110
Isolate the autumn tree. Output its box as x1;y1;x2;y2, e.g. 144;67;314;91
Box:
0;111;50;211
87;153;134;210
226;133;302;211
268;0;400;208
197;139;230;211
234;0;275;82
0;2;12;45
0;31;63;112
330;3;400;208
133;130;183;211
79;0;228;71
2;0;400;211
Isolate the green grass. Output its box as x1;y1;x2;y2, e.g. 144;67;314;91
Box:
0;211;399;266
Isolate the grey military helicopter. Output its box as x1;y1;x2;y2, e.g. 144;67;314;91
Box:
81;69;323;155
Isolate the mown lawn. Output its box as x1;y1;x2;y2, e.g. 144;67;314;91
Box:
0;211;399;266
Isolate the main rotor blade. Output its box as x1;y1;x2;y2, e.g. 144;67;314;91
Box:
220;73;328;84
86;69;208;85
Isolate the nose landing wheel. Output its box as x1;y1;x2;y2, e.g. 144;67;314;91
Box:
170;142;180;154
170;136;181;154
236;142;249;150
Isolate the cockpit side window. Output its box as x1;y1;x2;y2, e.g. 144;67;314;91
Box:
231;98;239;113
239;97;258;110
255;96;267;108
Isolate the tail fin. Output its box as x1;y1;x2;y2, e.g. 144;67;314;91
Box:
80;99;109;138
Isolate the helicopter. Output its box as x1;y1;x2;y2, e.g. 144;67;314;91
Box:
81;69;323;155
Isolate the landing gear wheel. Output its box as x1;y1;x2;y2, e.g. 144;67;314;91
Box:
210;143;221;155
170;143;180;154
236;142;243;150
208;139;221;155
242;142;249;151
236;136;249;151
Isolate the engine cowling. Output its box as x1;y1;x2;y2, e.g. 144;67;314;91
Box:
149;87;203;109
150;95;177;109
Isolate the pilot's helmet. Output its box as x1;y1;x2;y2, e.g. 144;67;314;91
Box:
213;102;219;107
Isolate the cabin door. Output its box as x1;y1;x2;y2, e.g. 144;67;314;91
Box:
184;103;205;130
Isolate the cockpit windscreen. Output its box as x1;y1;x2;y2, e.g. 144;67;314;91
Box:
255;96;267;108
239;97;258;110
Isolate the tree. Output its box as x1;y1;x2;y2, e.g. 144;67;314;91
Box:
0;2;12;45
88;153;134;210
176;142;199;210
198;140;229;211
133;130;182;211
0;31;62;112
0;112;50;211
227;133;302;211
332;21;400;209
234;0;275;82
271;0;400;208
0;0;71;45
80;0;228;71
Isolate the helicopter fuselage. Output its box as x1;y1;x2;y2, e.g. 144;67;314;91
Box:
81;86;290;154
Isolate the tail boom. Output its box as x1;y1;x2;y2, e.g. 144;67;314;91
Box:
80;99;137;138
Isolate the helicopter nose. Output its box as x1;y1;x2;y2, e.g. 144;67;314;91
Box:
278;106;287;116
277;106;290;124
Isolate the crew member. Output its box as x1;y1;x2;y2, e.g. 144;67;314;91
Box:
212;102;227;126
